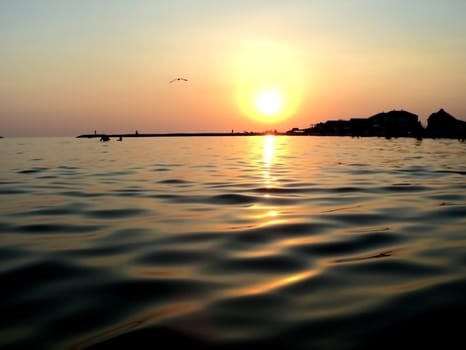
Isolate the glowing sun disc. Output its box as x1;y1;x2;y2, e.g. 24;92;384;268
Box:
255;90;283;116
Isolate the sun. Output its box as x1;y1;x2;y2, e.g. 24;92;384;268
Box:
237;85;296;123
231;40;305;125
255;89;283;117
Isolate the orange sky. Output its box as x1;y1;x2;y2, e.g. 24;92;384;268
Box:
1;1;465;136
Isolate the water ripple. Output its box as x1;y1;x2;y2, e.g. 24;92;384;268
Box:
1;137;465;350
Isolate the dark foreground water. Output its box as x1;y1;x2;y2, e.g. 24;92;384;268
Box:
1;136;465;350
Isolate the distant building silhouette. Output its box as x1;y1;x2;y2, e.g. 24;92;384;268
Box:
426;109;466;139
302;108;464;140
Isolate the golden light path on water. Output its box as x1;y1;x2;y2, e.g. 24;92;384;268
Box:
262;135;280;218
225;135;321;298
250;136;280;205
229;269;320;297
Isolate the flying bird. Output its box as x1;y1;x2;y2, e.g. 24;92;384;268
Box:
170;77;188;83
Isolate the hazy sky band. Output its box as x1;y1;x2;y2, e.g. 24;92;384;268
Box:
1;0;465;136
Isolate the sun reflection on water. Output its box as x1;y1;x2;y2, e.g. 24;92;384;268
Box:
263;134;275;168
263;134;276;190
229;269;319;297
256;135;283;224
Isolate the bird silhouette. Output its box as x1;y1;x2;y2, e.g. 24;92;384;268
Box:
170;77;188;83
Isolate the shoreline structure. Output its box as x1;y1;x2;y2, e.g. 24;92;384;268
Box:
77;108;466;140
78;131;270;139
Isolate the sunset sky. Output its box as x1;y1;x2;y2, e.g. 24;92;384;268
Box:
1;0;465;136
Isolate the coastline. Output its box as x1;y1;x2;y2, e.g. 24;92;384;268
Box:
77;132;273;138
76;109;466;141
75;132;465;140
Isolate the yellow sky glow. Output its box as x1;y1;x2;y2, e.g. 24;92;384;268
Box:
232;40;305;125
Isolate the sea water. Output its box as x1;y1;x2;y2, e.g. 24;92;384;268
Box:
0;136;465;349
